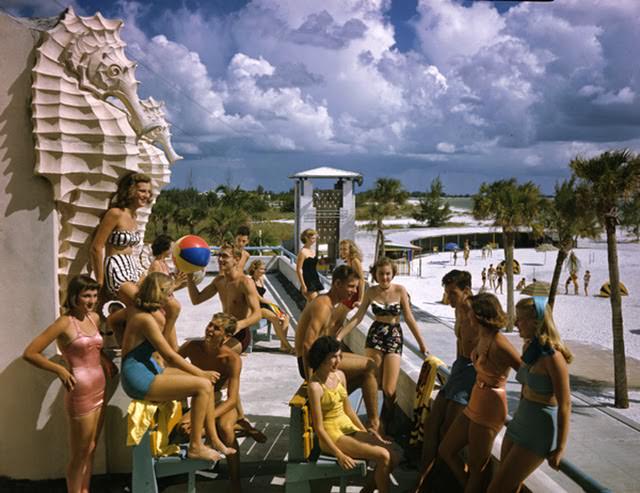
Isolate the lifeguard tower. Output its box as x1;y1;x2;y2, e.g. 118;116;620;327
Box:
289;167;363;265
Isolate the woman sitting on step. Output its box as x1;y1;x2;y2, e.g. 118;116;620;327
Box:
307;336;401;493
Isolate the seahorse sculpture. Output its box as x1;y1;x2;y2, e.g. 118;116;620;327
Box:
31;7;182;300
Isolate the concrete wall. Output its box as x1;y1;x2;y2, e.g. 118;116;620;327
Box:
0;14;71;479
338;180;356;243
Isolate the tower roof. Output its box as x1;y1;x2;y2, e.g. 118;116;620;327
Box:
289;166;363;184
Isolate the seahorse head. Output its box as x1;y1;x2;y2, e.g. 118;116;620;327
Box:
140;97;183;164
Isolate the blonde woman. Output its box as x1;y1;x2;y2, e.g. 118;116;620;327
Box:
120;272;235;461
332;240;366;331
439;292;521;493
247;259;294;354
296;228;323;302
487;297;572;493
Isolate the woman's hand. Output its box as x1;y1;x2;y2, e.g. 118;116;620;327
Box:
336;452;356;470
173;271;188;289
418;341;429;356
202;370;221;384
301;286;308;297
368;428;392;445
57;367;76;391
103;358;119;378
547;447;564;469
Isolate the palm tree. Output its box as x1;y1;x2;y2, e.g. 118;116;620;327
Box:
473;179;544;330
544;178;600;308
367;178;409;260
570;149;640;409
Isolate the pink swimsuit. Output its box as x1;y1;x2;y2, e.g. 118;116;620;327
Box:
60;316;105;417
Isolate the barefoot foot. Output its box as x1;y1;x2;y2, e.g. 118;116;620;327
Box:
188;445;222;462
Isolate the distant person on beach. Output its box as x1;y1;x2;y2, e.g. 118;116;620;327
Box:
333;239;366;332
564;273;579;295
247;259;294;354
415;270;477;490
148;234;187;290
23;275;116;493
463;241;470;266
516;277;527;291
481;268;487;290
583;270;591;296
453;249;458;265
307;336;401;493
439;293;521;493
295;265;381;432
495;265;504;294
488;264;496;290
481;245;487;260
178;313;247;492
234;225;251;273
487;297;572;493
119;273;236;463
296;228;324;302
338;257;429;433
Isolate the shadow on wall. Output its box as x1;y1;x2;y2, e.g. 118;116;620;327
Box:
0;40;54;221
0;356;68;478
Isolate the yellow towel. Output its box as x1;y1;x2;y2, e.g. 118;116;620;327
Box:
127;399;182;457
409;354;445;447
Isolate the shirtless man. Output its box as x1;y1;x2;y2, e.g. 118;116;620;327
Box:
234;225;251;273
179;313;243;492
295;264;380;432
416;270;477;491
187;243;264;440
187;243;261;354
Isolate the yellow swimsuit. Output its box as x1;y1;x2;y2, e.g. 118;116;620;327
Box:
320;381;361;443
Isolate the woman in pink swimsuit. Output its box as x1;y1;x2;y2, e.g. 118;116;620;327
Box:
23;275;116;493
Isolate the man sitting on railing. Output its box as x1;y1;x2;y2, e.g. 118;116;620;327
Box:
234;225;251;273
294;265;381;433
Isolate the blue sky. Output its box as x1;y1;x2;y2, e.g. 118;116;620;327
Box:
5;1;640;193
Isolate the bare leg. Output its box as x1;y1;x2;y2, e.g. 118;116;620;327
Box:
66;408;101;493
417;392;447;482
464;421;497;493
340;352;380;431
218;407;242;493
488;437;544;493
380;353;401;430
260;309;293;352
145;368;227;460
331;431;401;493
438;412;470;487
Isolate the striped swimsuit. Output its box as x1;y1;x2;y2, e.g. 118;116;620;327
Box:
104;230;145;296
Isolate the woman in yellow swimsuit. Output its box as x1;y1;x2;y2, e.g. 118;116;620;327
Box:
308;336;401;493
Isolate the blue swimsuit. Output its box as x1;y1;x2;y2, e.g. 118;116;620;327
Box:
121;340;164;400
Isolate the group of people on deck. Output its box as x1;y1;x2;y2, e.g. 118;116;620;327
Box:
22;172;572;493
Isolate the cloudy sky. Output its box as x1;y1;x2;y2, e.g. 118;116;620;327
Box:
5;0;640;193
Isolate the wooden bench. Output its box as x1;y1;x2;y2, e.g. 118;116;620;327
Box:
285;383;367;493
131;428;217;493
247;318;272;353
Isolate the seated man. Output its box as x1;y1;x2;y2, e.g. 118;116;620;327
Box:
178;313;248;493
295;264;380;432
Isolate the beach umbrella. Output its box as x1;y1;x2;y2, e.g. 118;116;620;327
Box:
521;280;551;296
535;243;558;264
444;242;460;251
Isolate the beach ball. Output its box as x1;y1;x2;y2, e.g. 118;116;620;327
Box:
172;235;211;273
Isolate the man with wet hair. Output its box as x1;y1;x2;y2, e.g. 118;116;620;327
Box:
416;269;477;489
295;264;381;432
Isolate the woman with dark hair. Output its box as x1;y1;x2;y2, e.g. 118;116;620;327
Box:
487;297;572;492
307;336;401;493
23;275;115;493
148;234;187;290
438;292;521;493
120;272;235;461
91;172;152;302
338;257;428;432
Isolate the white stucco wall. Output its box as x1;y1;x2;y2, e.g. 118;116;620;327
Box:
0;13;70;479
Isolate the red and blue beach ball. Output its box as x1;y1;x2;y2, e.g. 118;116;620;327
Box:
172;235;211;273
